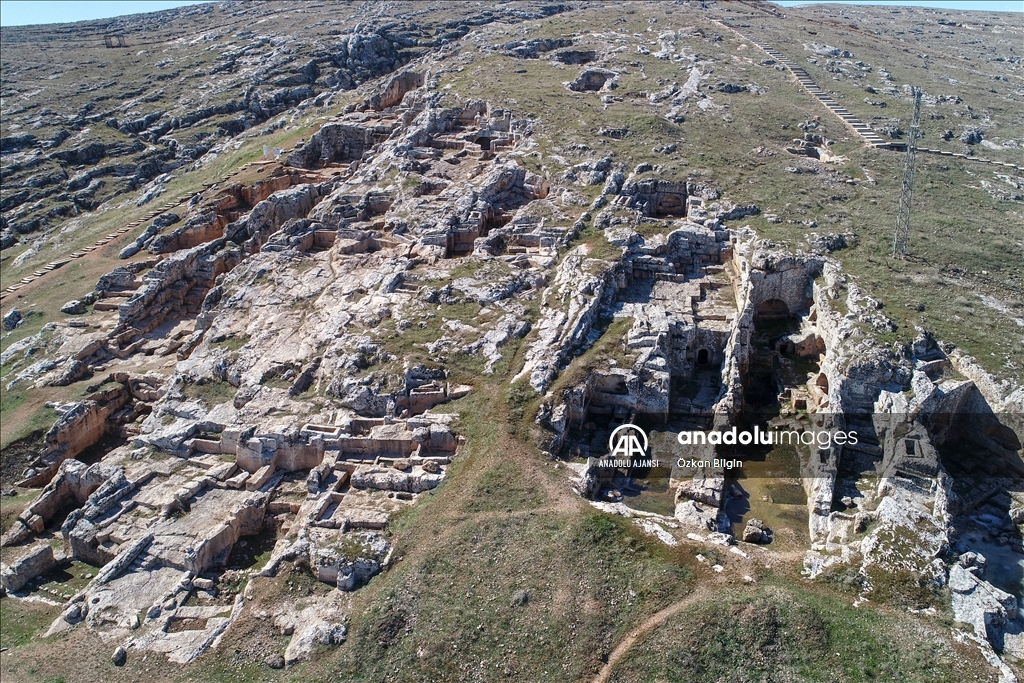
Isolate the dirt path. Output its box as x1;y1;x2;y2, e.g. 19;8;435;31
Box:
591;540;813;683
592;589;707;683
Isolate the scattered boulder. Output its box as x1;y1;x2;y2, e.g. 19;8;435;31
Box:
960;127;984;144
275;615;296;636
47;359;92;387
95;267;137;292
706;532;735;546
562;156;612;186
950;552;1017;651
60;300;87;315
112;646;127;667
567;68;618;92
0;543;58;592
265;653;286;669
712;82;748;93
553;49;596;64
808;232;851;254
853;512;874;533
192;577;216;591
284;619;347;664
0;230;17;250
716;203;760;221
3;309;21;331
1010;507;1024;525
499;37;572;59
876;124;903;139
62;603;84;624
741;518;772;544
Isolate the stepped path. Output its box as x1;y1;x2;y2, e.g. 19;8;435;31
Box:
0;195;188;303
914;144;1023;172
717;20;1024;173
0;155;329;305
717;21;893;149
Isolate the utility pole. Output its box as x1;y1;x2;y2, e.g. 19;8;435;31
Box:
892;87;922;259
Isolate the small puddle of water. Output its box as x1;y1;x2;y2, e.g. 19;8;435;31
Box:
962;535;1024;599
726;442;809;548
618;427;811;546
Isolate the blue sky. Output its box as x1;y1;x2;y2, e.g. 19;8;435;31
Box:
775;0;1021;10
0;1;210;26
0;0;1020;27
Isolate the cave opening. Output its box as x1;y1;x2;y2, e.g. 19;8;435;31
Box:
655;193;686;218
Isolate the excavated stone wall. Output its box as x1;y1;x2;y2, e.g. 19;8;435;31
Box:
14;386;131;489
285;123;379;168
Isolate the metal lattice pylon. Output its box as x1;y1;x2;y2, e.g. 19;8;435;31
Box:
892;87;922;259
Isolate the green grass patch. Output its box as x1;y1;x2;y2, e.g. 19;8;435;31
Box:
329;510;691;682
578;224;623;262
30;560;97;600
0;402;56;452
866;565;947;611
461;460;547;513
210;333;250;352
181;378;237;406
0;598;60;650
607;585;984;683
549;316;636;397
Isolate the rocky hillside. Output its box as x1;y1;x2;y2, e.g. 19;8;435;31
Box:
1;2;1022;682
0;1;567;242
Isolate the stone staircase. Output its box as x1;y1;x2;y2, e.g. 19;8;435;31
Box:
720;23;892;149
1;195;190;303
718;21;1024;173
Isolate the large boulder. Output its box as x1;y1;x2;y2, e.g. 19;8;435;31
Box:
741;518;772;544
567;68;618;92
950;552;1017;650
60;300;87;315
959;127;983;144
3;308;21;331
0;543;58;592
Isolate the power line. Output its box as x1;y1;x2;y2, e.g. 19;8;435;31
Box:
892;87;922;260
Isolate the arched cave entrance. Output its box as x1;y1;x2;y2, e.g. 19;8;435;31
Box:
754;299;790;322
815;373;829;393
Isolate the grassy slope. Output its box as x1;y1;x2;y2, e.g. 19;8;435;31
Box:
606;583;996;683
718;2;1024;380
443;3;1023;382
0;4;1019;682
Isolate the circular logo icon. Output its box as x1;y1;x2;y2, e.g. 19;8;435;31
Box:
608;424;648;458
